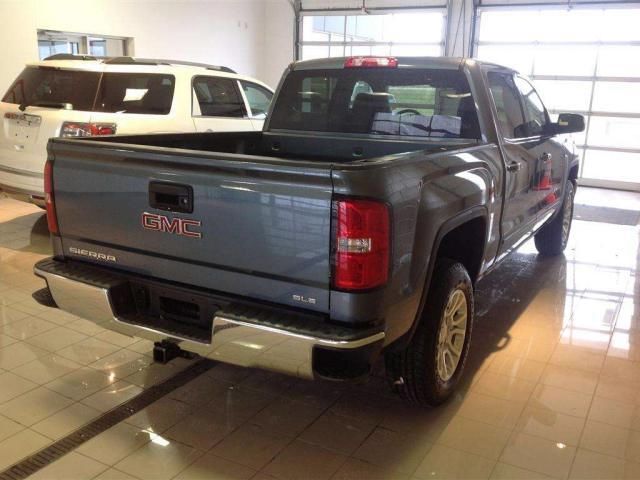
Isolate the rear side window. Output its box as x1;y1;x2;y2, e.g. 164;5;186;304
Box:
240;81;273;117
2;67;100;111
269;68;481;139
94;73;175;115
193;76;245;117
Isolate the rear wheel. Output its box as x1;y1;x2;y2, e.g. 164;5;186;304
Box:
385;259;474;406
534;180;575;256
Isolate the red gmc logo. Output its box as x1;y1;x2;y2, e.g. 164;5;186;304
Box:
141;212;202;239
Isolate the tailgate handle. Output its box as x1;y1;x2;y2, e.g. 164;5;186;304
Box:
149;181;193;213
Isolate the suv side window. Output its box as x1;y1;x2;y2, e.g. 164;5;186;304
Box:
487;72;527;139
193;76;245;117
514;76;550;137
240;81;273;118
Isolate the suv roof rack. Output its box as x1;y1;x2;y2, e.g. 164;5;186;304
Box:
43;54;101;61
42;54;236;73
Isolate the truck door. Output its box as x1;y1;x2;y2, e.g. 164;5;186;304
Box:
486;71;542;255
191;76;255;132
513;76;567;223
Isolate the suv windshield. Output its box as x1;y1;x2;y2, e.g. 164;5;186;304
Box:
2;67;175;115
269;68;480;139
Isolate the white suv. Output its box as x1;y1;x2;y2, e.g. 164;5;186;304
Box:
0;54;274;206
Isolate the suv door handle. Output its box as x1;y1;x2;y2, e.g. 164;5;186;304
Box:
506;161;521;172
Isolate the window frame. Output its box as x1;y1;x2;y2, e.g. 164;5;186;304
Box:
297;9;447;61
191;75;248;119
485;70;529;141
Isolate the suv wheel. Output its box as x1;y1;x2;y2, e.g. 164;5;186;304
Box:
534;180;575;256
385;259;474;406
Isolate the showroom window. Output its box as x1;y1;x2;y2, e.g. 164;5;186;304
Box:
37;30;131;59
474;6;640;190
299;10;446;61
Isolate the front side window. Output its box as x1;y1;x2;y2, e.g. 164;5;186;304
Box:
514;76;549;137
240;81;273;118
94;73;175;115
487;71;527;139
269;68;481;139
193;76;245;118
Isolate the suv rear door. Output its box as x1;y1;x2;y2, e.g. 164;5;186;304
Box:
0;67;97;194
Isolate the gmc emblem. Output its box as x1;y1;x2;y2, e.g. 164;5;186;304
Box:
142;212;202;239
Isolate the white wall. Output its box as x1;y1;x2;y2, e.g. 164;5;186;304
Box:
262;0;296;87
0;0;273;93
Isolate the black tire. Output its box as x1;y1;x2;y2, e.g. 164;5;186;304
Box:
385;259;474;406
534;180;575;256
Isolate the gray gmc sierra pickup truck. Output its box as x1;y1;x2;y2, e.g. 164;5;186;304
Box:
35;56;584;406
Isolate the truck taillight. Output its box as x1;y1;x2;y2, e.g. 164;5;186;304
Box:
333;199;390;291
60;122;117;137
344;56;398;68
44;160;59;235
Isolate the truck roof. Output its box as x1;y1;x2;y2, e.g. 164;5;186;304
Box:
291;56;517;74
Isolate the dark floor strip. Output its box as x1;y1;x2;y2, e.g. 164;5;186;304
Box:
0;358;217;480
574;204;640;226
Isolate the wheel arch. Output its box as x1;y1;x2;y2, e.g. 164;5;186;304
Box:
386;206;488;352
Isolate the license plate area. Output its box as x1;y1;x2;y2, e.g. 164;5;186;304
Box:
5;113;40;145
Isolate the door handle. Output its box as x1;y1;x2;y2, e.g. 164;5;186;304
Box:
149;181;194;213
540;152;552;163
506;161;521;172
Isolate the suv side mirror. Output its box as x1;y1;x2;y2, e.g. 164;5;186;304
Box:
554;113;585;134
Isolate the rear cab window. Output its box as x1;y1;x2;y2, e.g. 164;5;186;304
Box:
269;67;481;140
2;66;175;115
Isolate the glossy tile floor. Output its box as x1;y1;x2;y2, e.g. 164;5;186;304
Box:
0;187;639;480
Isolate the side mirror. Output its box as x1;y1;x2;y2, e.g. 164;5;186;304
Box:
554;113;585;134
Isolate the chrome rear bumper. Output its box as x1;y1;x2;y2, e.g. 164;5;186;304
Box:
34;259;384;380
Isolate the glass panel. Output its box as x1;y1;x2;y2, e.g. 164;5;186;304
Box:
329;45;345;57
592;82;640;114
301;45;331;60
89;39;106;57
345;14;386;42
581;149;640;183
241;82;273;118
476;45;535;76
534;46;597;77
478;11;538;42
390;44;442;56
96;73;175;115
587;117;640;149
270;68;480;139
600;8;640;41
302;16;344;42
534;80;592;112
597;46;640;78
2;67;100;110
537;9;601;42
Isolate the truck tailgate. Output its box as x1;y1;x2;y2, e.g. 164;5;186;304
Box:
50;141;333;312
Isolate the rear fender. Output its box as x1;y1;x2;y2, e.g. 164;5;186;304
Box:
386;205;488;352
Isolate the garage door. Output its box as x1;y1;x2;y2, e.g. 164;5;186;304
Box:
475;6;640;191
299;10;446;61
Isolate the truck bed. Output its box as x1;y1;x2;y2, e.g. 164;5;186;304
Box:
76;131;479;162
